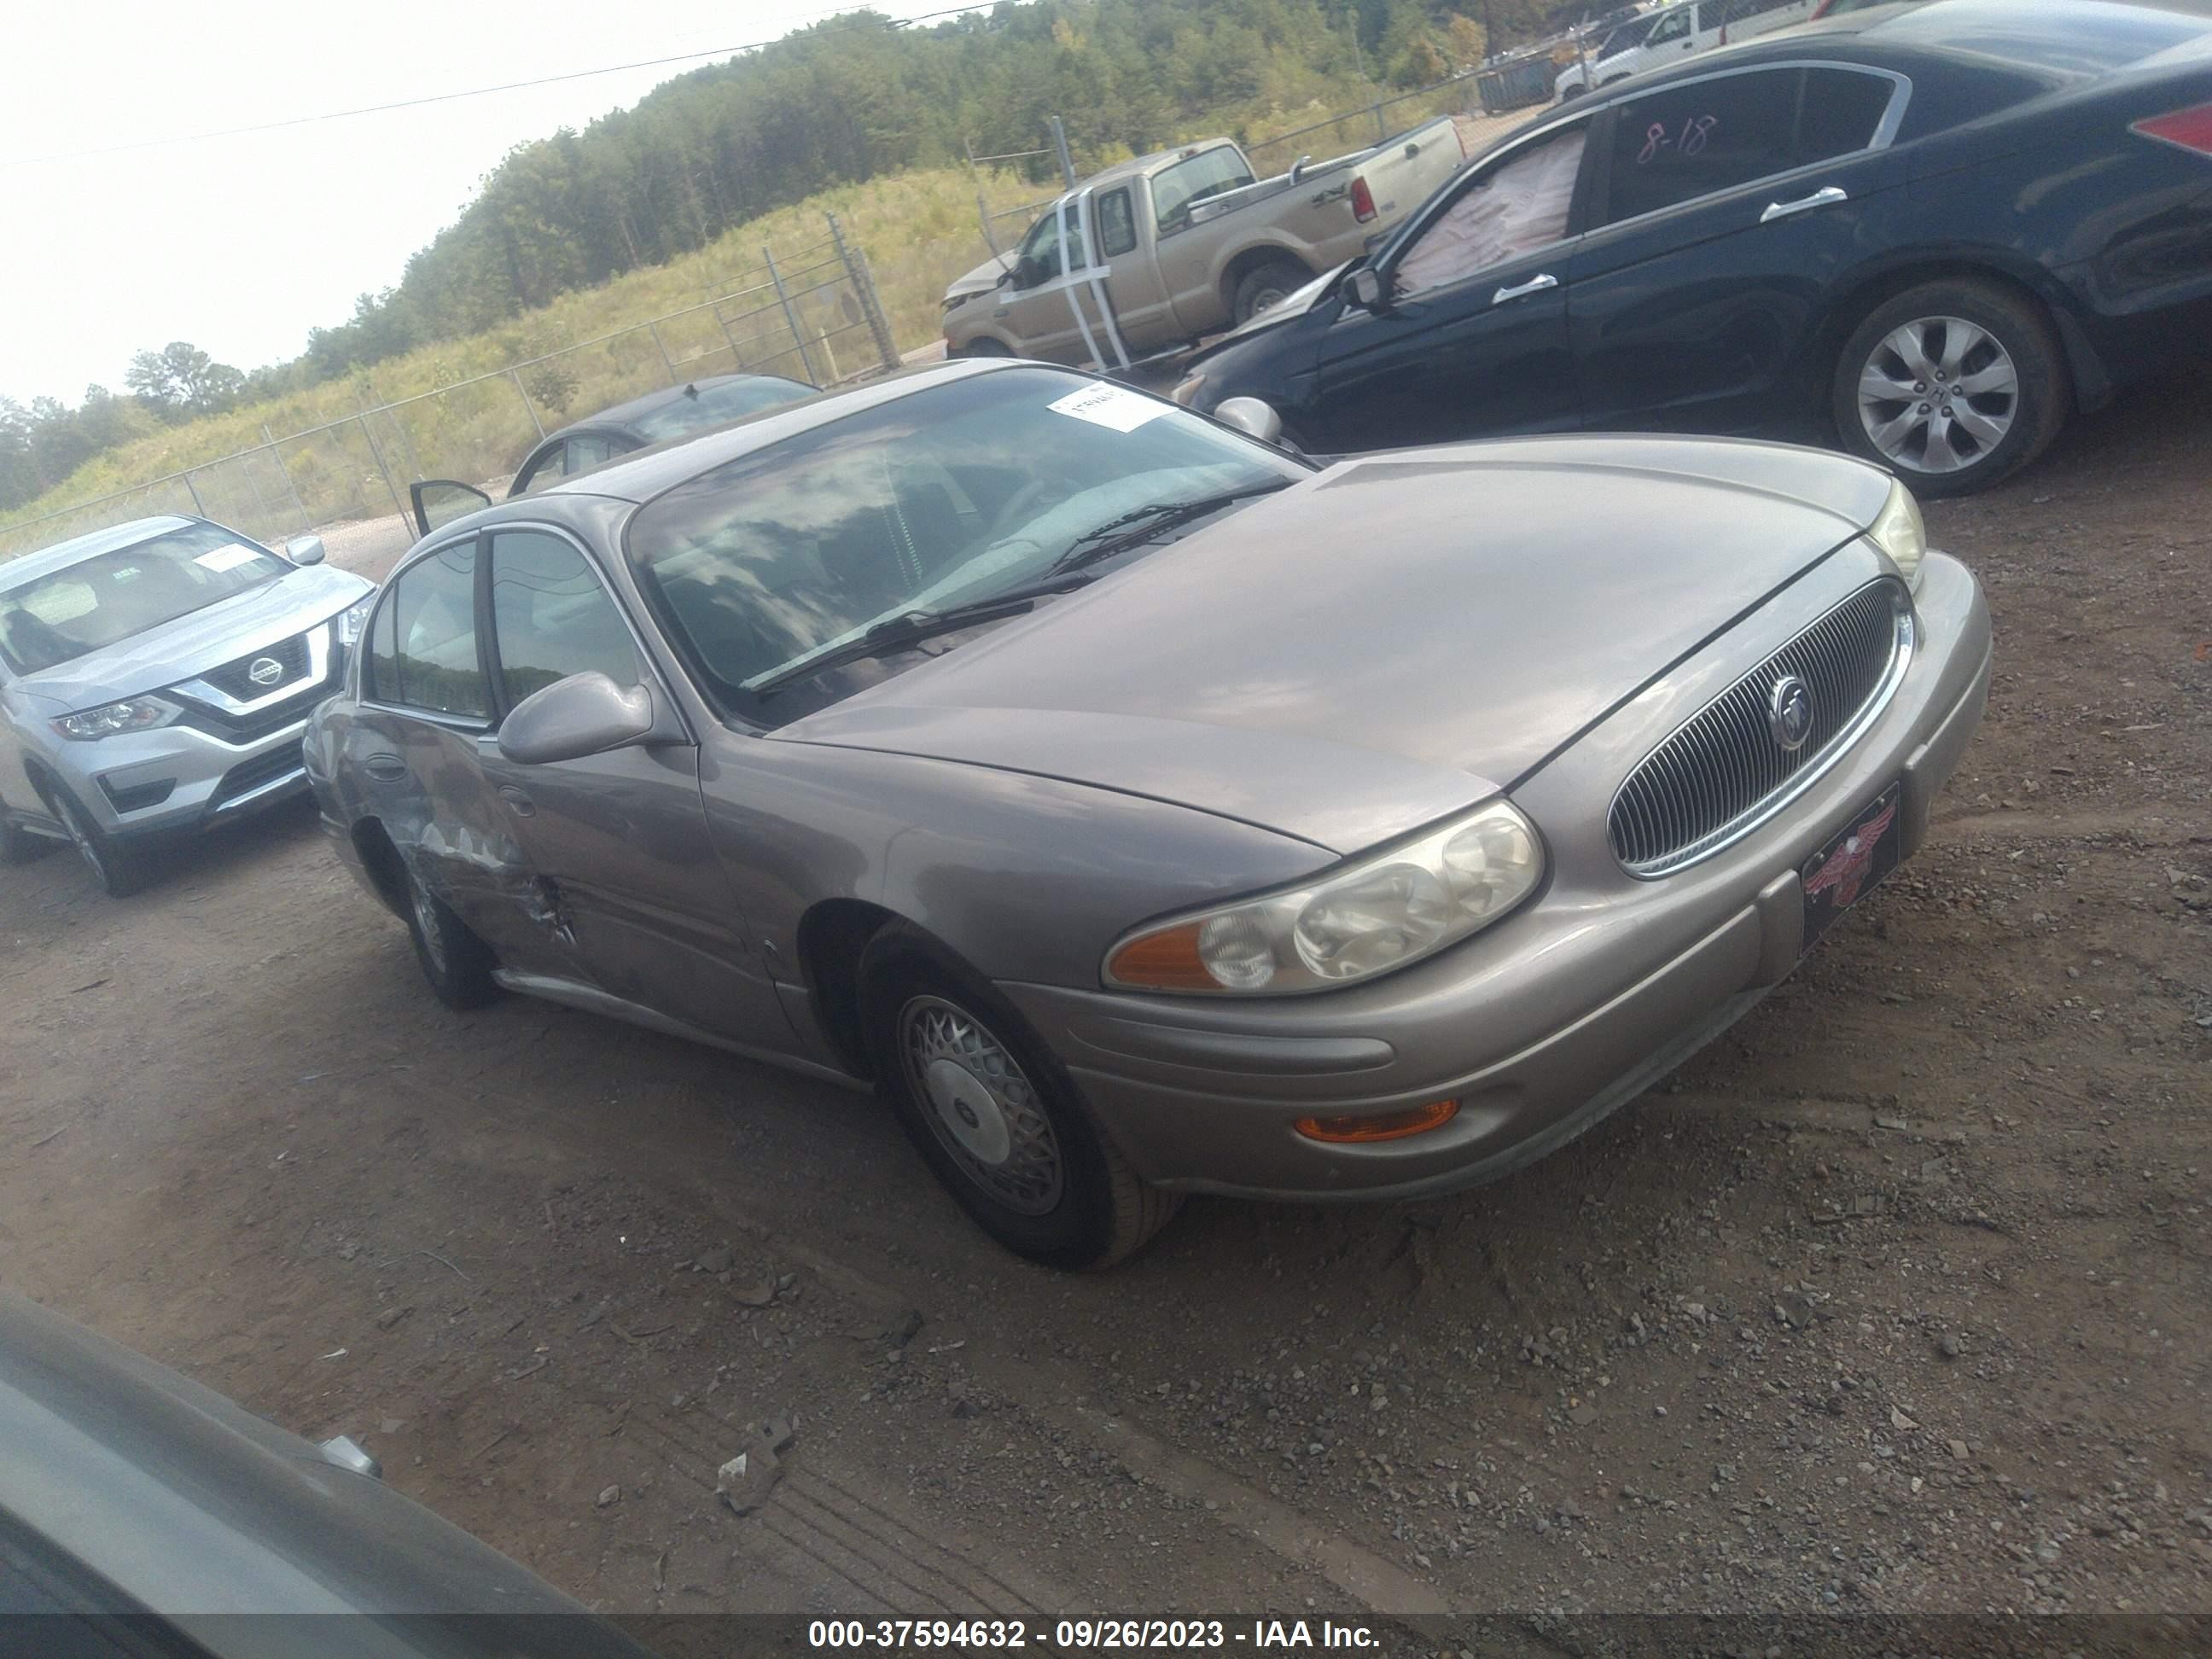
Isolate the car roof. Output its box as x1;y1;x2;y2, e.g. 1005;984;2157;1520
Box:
0;515;202;588
537;370;813;448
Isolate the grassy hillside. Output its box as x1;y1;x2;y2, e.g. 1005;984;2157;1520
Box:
3;72;1496;555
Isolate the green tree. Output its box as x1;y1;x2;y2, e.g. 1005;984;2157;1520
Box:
125;342;245;423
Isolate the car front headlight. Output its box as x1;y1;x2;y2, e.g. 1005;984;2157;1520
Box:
53;696;180;742
1170;371;1207;407
1103;800;1544;995
335;595;375;649
1868;479;1926;591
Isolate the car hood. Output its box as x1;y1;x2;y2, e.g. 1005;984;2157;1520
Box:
12;562;373;712
945;253;1015;306
777;435;1895;854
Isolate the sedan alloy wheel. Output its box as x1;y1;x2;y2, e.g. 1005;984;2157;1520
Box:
1855;316;2020;477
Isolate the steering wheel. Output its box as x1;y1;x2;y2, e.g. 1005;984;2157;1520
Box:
988;477;1076;542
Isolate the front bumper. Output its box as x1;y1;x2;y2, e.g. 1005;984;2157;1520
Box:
66;713;320;841
1001;547;1991;1201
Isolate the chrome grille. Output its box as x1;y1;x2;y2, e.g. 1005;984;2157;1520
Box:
1610;579;1912;876
202;632;311;700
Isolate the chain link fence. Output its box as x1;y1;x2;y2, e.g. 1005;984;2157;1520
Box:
1;215;901;566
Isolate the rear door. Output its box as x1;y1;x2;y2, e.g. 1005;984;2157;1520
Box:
1093;184;1179;348
1568;64;1909;438
472;526;786;1045
1307;113;1599;451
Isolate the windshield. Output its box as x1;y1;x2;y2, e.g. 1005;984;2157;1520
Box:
1598;14;1658;55
0;522;289;676
632;376;817;440
626;366;1307;724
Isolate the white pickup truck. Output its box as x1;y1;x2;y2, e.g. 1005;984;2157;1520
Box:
1553;0;1819;101
942;119;1466;366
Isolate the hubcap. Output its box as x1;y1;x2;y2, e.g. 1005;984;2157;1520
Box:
410;879;448;975
899;995;1063;1215
1856;316;2018;475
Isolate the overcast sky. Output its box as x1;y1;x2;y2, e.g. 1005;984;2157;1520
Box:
0;0;971;407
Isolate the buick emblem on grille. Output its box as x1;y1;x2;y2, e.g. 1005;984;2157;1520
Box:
247;655;286;688
1767;674;1813;752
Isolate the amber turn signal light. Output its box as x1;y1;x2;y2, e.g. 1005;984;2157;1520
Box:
1294;1098;1459;1144
1103;922;1217;992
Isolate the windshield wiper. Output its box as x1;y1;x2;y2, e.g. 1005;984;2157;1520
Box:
1049;480;1295;574
750;577;1091;696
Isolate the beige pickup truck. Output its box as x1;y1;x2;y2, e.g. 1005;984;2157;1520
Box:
942;119;1467;366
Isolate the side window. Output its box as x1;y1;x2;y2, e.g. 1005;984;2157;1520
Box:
366;583;398;698
1601;69;1806;225
1394;124;1588;296
566;434;621;473
489;530;643;707
1647;9;1690;46
1097;188;1138;259
1796;69;1898;164
1017;212;1078;282
511;442;566;496
382;544;487;719
1151;148;1257;232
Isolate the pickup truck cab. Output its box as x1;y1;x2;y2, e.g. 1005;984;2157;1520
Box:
1554;0;1818;100
944;120;1466;366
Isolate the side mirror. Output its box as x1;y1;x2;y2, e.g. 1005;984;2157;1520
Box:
409;479;492;539
498;672;657;766
284;535;326;566
1214;397;1284;446
1348;267;1390;312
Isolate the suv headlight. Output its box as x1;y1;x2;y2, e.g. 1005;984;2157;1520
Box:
1104;800;1544;995
53;696;180;742
1868;479;1926;591
335;595;375;649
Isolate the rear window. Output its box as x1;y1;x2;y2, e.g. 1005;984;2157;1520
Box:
631;377;816;440
1151;148;1257;231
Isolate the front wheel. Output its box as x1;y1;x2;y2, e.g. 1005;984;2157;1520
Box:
860;928;1180;1269
52;788;153;898
1831;279;2069;498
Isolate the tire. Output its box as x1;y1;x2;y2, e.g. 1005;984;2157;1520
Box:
402;864;498;1010
859;925;1181;1270
1831;278;2069;498
1231;257;1312;326
50;786;154;898
1558;83;1586;101
952;337;1013;359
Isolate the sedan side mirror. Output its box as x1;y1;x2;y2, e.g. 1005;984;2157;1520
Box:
1348;267;1391;313
284;535;326;566
498;672;657;766
1214;397;1284;445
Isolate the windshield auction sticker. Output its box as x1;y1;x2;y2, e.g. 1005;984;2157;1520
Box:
193;543;265;573
1047;383;1167;434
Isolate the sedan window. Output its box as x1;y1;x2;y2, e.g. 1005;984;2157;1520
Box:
510;443;567;497
1601;68;1833;226
374;544;487;719
1394;123;1587;296
565;434;623;473
632;377;815;439
627;366;1304;722
489;530;643;705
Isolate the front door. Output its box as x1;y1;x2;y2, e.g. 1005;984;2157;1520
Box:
1569;65;1907;438
1309;114;1597;452
471;527;785;1045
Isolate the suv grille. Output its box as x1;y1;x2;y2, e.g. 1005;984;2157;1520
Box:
1609;579;1912;876
201;632;311;700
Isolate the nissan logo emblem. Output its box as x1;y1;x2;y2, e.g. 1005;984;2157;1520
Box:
247;655;286;688
1767;674;1813;752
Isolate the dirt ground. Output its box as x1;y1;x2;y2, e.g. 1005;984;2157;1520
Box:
1;380;2206;1637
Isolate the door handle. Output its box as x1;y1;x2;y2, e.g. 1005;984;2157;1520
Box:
363;754;406;783
498;784;536;818
1760;184;1848;224
1493;273;1559;304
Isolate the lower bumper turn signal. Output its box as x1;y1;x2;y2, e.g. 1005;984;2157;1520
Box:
1295;1098;1459;1144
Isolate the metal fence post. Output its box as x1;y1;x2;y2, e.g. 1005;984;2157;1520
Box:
1051;115;1078;189
509;370;545;439
263;425;311;529
827;212;900;372
711;301;744;370
183;473;208;517
763;247;823;384
647;322;680;386
1373;101;1387;143
354;416;409;524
